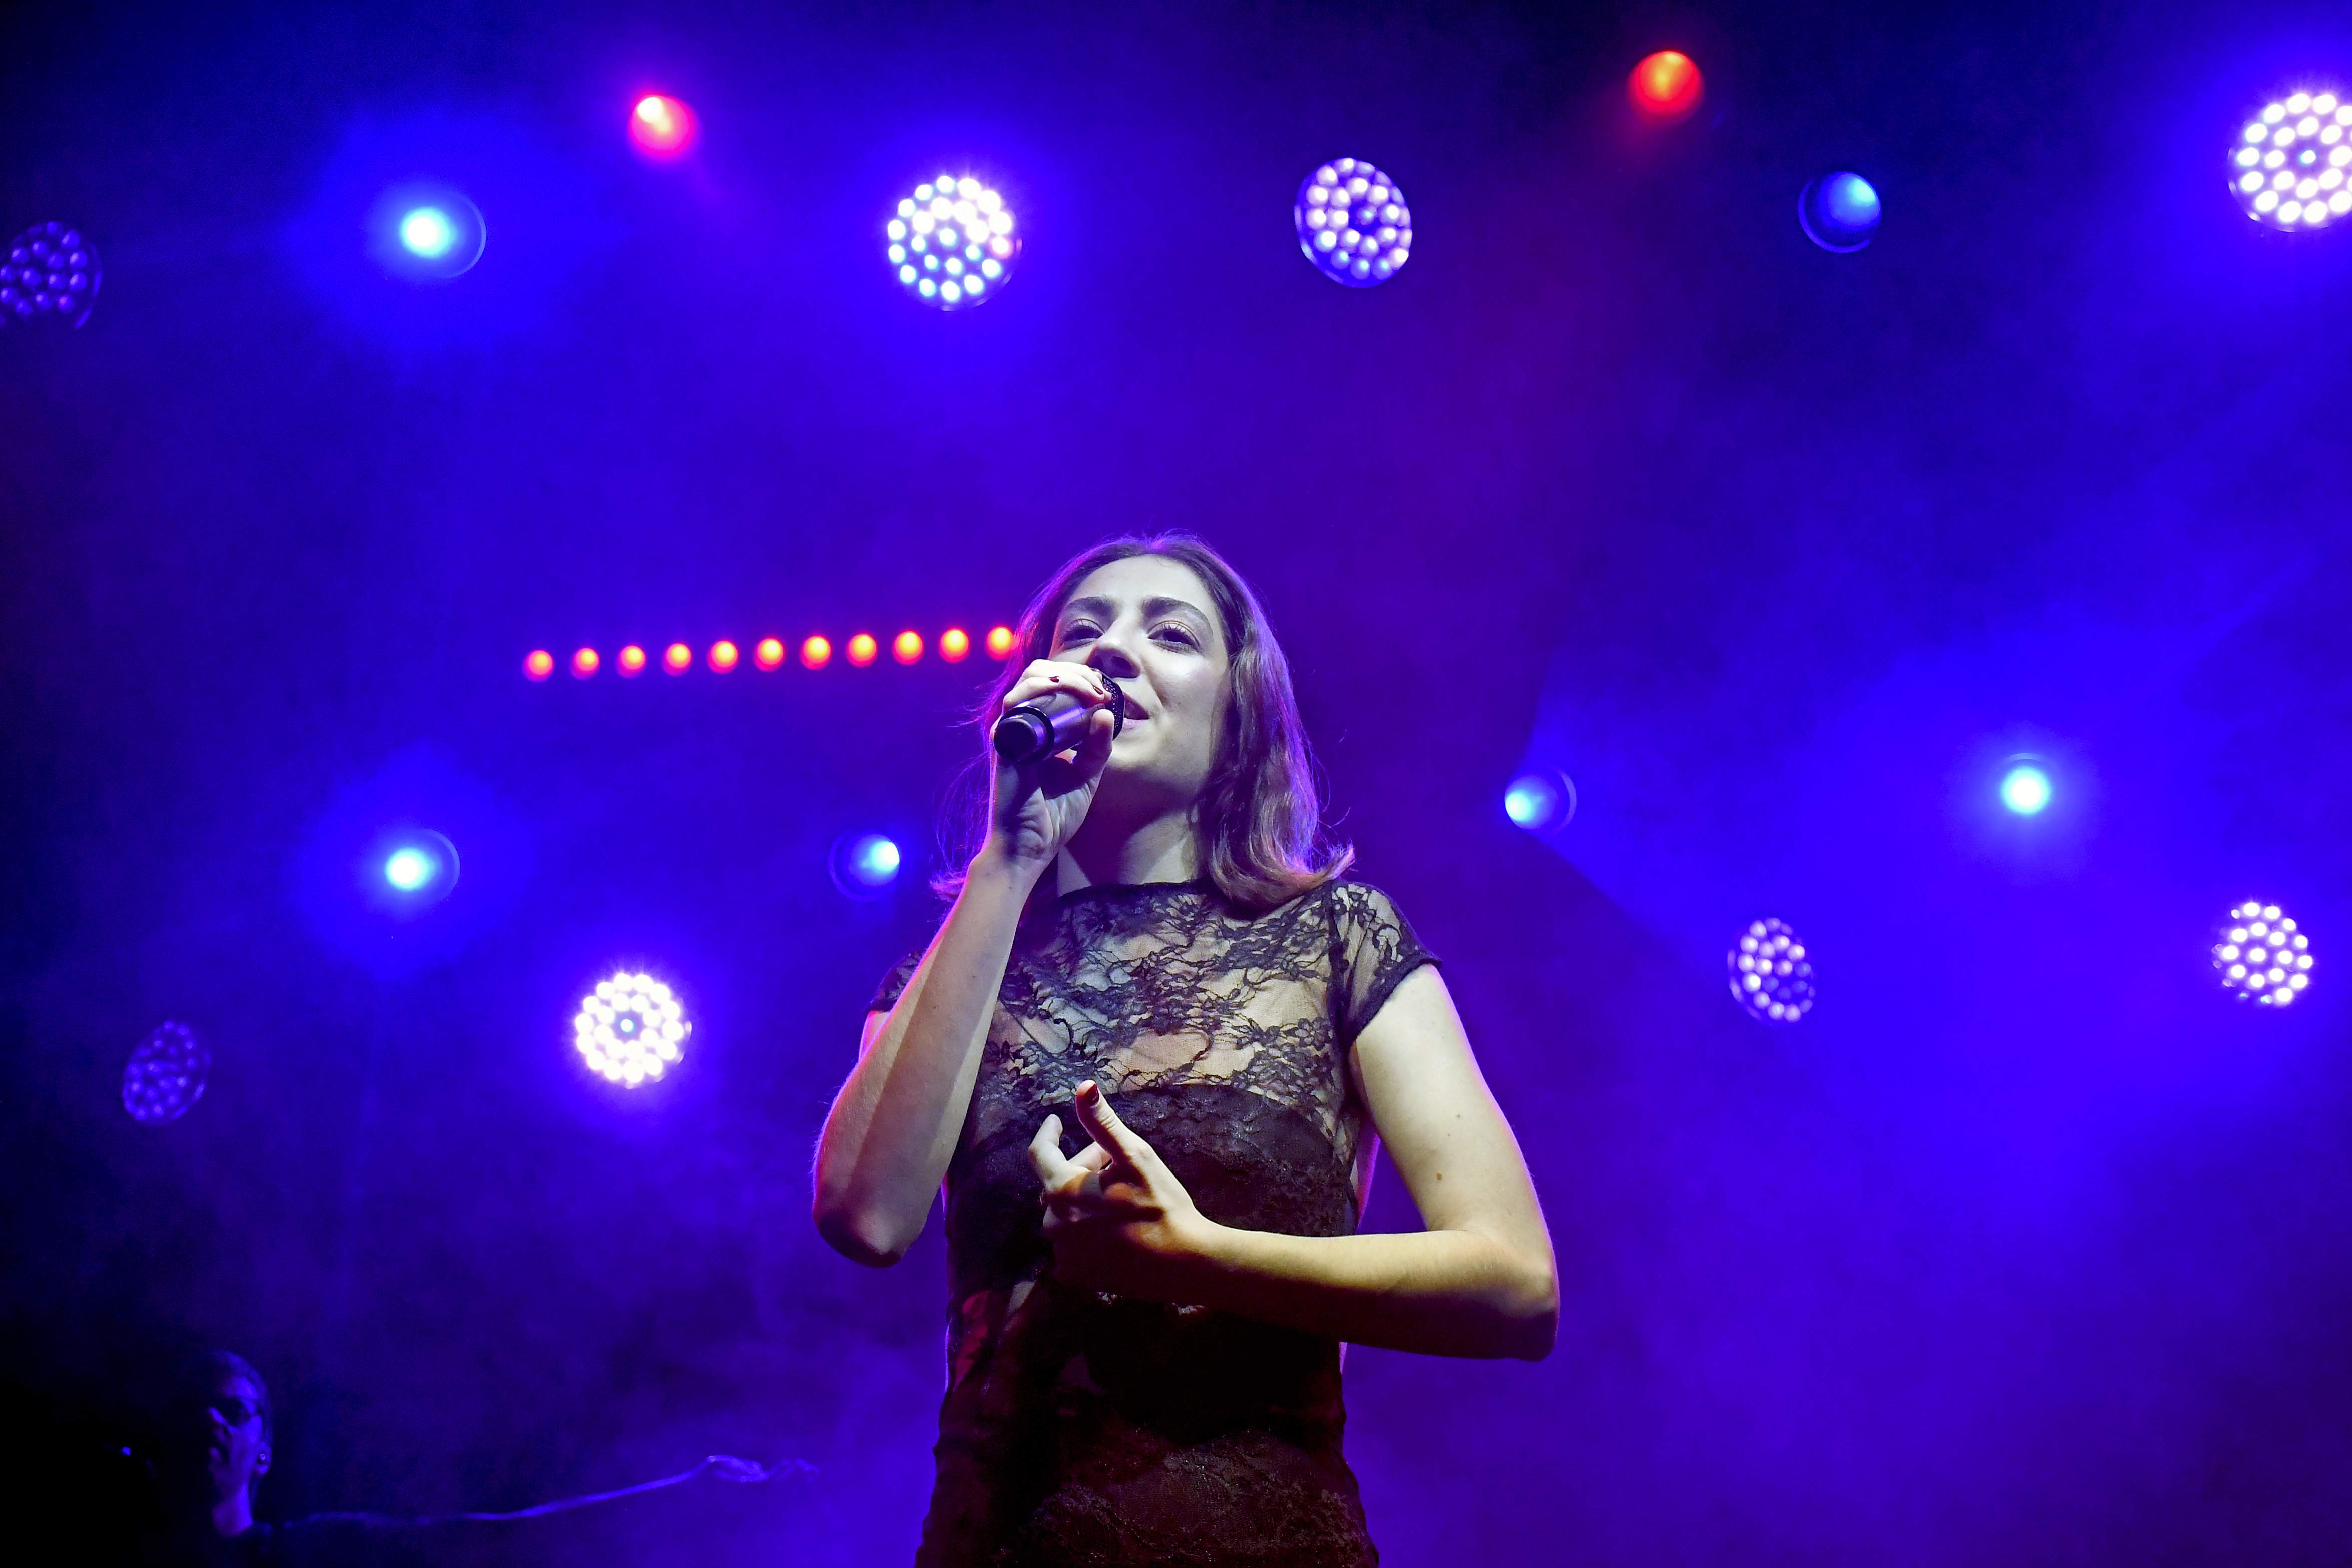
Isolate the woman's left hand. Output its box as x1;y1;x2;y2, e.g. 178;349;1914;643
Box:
1029;1081;1218;1300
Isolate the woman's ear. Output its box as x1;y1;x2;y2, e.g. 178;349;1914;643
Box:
254;1444;272;1478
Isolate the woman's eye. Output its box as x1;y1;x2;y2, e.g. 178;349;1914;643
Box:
1155;625;1198;647
1059;623;1098;642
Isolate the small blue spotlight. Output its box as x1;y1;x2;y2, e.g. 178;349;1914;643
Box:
371;829;459;909
830;831;903;898
1503;768;1575;832
367;184;485;280
399;206;456;258
1999;762;2052;817
850;834;901;885
1799;172;1882;252
384;844;437;889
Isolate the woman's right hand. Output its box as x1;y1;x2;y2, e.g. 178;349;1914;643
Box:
981;660;1121;875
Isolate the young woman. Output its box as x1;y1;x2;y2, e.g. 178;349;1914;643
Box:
814;534;1556;1566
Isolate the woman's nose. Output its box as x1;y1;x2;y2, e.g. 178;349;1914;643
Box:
1084;642;1139;679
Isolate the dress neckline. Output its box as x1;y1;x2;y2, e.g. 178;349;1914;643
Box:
1052;876;1211;906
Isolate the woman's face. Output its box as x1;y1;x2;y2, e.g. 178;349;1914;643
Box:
1048;555;1232;815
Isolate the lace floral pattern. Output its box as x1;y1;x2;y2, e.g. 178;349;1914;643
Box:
868;879;1436;1567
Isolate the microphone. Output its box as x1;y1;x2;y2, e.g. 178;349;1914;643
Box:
992;683;1125;764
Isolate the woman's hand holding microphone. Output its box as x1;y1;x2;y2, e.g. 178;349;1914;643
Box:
982;660;1123;876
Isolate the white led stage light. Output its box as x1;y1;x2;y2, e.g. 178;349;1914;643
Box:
2231;90;2352;230
574;972;690;1086
1728;918;1815;1024
2213;902;2313;1006
887;175;1018;309
1295;159;1412;287
123;1021;211;1125
1;222;101;327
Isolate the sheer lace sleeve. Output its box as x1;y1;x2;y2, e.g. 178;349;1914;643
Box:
866;950;922;1015
1328;882;1438;1044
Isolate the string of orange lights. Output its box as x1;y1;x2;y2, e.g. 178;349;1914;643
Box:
523;626;1019;681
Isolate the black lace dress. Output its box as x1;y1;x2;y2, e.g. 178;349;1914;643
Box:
866;878;1437;1567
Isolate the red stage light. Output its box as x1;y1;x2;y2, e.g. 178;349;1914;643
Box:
572;647;600;679
629;94;697;159
754;636;786;670
801;635;832;669
939;627;971;663
663;642;693;674
709;639;739;672
985;626;1017;659
1629;50;1703;119
892;630;923;664
524;649;555;681
847;633;879;667
617;644;647;676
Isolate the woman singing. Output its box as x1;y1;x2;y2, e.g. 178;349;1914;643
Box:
814;534;1556;1566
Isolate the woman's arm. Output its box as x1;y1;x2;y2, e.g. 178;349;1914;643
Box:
812;850;1040;1266
814;657;1120;1268
1033;967;1559;1360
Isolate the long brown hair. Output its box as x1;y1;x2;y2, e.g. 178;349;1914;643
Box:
936;533;1352;912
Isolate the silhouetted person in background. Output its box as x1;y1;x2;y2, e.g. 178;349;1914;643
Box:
197;1351;272;1546
156;1350;409;1568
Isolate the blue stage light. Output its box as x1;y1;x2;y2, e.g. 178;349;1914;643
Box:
888;175;1018;309
123;1021;211;1125
1503;768;1575;832
574;972;690;1086
1295;159;1412;287
2214;902;2314;1007
368;184;485;280
0;221;102;329
829;831;904;898
850;834;900;885
1799;172;1882;252
372;829;459;908
400;207;455;257
384;845;433;889
1729;918;1816;1024
2232;91;2351;230
1998;762;2051;816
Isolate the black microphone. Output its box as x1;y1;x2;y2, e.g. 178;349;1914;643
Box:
992;683;1125;764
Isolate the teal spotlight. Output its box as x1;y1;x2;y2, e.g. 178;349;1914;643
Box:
367;184;485;280
1999;761;2051;816
398;206;456;258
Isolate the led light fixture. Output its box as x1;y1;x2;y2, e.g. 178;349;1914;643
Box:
888;175;1018;309
574;972;690;1086
0;221;101;327
2231;90;2352;230
1729;918;1816;1024
1295;159;1412;287
2213;901;2313;1006
123;1021;210;1125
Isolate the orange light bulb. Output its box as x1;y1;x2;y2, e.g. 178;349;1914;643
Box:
572;647;600;679
617;644;647;676
754;636;786;670
709;640;740;672
663;642;693;674
524;649;555;681
847;633;879;667
939;627;971;663
800;635;832;669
